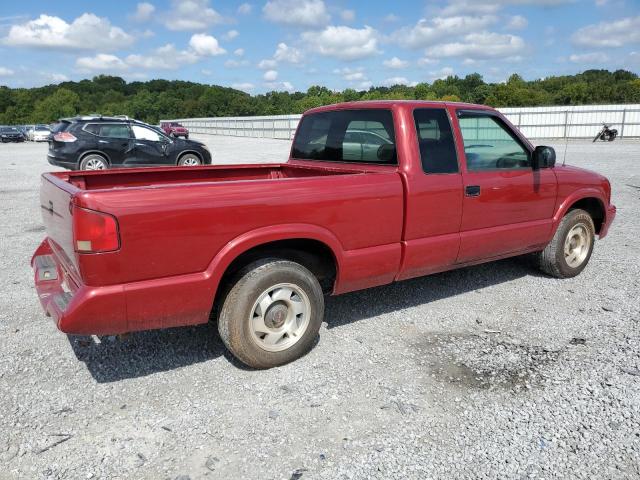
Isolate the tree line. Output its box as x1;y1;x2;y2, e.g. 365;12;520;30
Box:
0;69;638;125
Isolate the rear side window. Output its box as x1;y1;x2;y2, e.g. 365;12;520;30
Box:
413;108;458;174
292;109;397;164
100;124;130;139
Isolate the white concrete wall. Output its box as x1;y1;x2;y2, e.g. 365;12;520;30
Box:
164;104;640;140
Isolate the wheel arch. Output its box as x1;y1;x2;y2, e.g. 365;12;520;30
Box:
78;150;110;169
206;225;344;314
176;149;203;165
553;190;607;235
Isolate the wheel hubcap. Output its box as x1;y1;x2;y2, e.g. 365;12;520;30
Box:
85;158;106;170
564;223;590;268
249;283;311;352
182;157;200;166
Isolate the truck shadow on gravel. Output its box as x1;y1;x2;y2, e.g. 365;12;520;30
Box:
324;256;543;329
70;256;541;383
67;323;228;383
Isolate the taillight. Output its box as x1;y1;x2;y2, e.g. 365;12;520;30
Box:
72;206;120;253
53;132;77;142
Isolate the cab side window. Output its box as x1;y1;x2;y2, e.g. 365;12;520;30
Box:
132;125;162;142
457;113;530;171
413;108;458;174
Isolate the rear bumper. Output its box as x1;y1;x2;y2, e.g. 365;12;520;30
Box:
32;238;213;335
47;153;76;169
599;204;616;239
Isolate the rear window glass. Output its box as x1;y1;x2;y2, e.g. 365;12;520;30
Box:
51;122;69;134
292;109;397;164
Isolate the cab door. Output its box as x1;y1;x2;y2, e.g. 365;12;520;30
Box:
130;125;171;166
454;110;557;263
397;106;463;281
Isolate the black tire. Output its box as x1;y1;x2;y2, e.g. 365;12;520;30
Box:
178;153;201;166
536;209;595;278
217;259;324;369
185;134;189;140
79;154;109;171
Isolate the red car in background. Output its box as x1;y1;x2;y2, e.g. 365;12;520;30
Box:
160;121;189;139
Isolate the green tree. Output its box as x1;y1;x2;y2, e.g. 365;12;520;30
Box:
33;88;81;122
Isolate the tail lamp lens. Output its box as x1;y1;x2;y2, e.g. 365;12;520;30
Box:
53;132;77;142
73;206;119;253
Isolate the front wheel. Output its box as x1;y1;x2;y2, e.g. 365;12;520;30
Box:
217;259;324;369
178;154;201;166
536;209;595;278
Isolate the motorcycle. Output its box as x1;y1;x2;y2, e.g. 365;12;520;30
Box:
593;123;618;142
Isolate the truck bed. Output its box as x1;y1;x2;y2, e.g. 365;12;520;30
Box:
49;163;366;191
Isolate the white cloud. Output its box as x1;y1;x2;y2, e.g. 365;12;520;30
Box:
258;58;277;69
238;3;252;14
224;58;249;67
383;76;413;86
427;32;525;59
3;13;133;50
263;69;278;81
189;33;226;56
302;25;379;60
232;82;255;91
568;52;609;63
223;30;239;41
126;44;199;69
263;0;330;27
417;57;439;66
572;16;640;48
429;66;455;81
384;13;400;22
383;56;409;69
131;2;155;22
163;0;223;31
48;73;69;83
0;67;14;76
273;42;303;63
234;48;245;56
76;53;129;72
393;15;497;49
264;80;295;92
506;15;528;30
340;9;355;22
334;67;367;81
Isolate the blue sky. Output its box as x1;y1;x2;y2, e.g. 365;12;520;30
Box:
0;0;638;93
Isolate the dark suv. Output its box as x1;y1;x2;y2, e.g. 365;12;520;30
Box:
47;116;212;170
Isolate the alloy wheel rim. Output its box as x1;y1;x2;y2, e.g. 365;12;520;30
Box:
182;157;200;166
564;223;590;268
85;158;106;170
248;283;311;352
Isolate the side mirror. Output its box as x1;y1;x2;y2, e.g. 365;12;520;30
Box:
533;145;556;170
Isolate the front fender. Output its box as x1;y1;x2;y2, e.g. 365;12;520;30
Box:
552;188;608;234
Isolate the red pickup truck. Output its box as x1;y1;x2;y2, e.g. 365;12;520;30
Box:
32;101;616;368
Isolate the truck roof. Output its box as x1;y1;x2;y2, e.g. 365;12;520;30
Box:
304;100;495;115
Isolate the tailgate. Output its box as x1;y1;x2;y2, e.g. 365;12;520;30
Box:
39;174;79;278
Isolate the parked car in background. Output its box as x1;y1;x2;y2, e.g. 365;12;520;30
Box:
161;121;189;139
28;125;52;142
0;126;26;143
32;101;616;369
47;115;211;170
16;125;29;140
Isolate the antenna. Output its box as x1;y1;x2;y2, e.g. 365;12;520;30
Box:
562;109;571;166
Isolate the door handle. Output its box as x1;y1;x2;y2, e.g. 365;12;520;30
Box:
465;185;481;197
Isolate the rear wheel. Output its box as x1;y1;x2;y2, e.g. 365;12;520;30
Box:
178;154;201;166
79;154;108;171
217;259;324;369
536;209;595;278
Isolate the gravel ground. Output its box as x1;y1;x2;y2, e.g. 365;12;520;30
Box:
0;137;639;480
